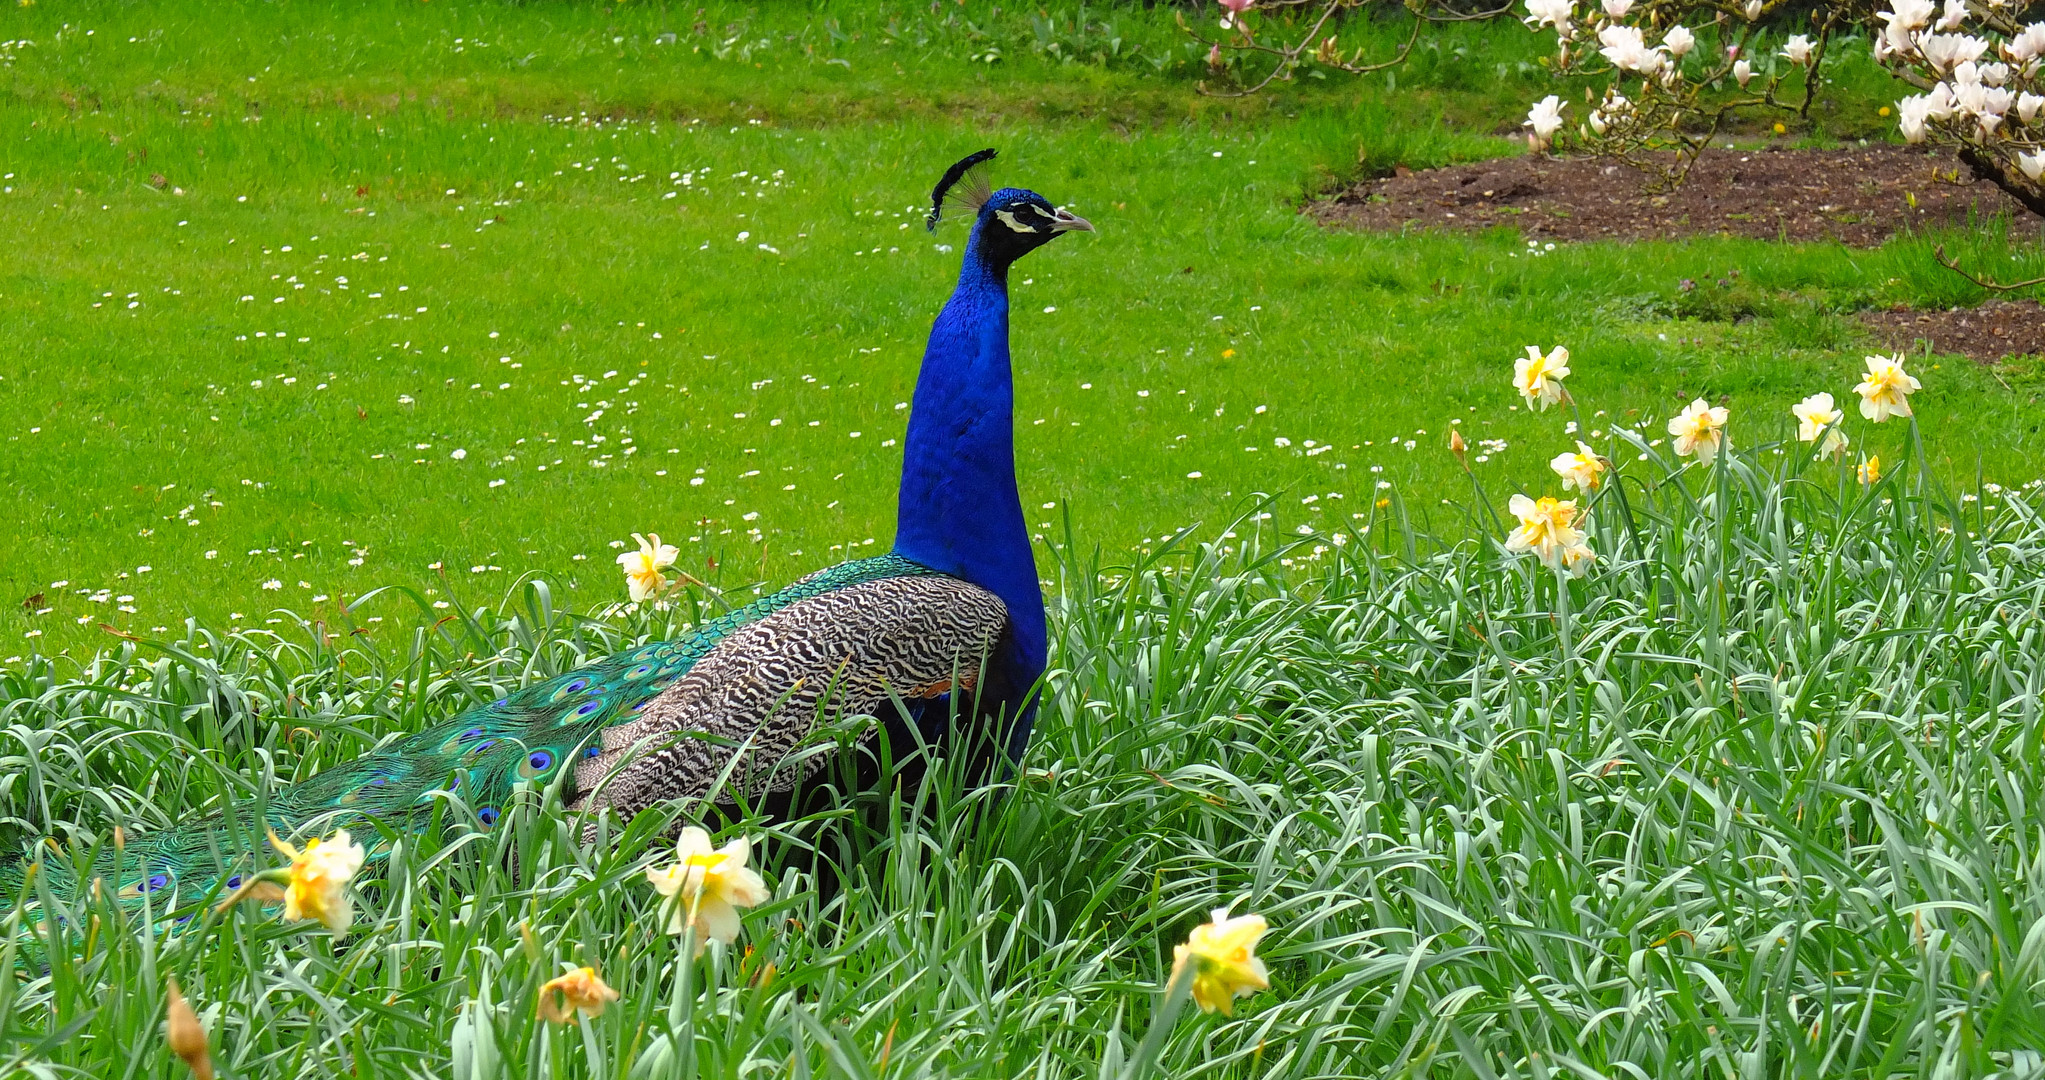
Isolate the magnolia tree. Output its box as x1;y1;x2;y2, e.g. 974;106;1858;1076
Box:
1518;0;2045;219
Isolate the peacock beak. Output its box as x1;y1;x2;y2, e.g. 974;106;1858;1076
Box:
1049;208;1094;233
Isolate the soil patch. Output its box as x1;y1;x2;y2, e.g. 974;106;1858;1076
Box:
1859;300;2045;364
1316;145;2029;246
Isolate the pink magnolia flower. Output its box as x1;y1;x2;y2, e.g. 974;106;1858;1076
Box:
1219;0;1253;29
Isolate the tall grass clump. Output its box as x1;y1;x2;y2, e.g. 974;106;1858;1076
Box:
6;423;2045;1077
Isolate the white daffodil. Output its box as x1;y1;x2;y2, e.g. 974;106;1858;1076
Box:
616;532;679;602
1791;392;1850;459
1506;494;1592;574
1550;441;1607;493
646;827;771;956
1667;399;1729;464
1514;345;1571;411
1171;908;1271;1017
270;829;367;936
1854;354;1921;422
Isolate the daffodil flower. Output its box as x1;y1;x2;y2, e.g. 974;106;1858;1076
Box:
647;827;771;956
1667;398;1729;464
1171;907;1271;1016
1859;454;1882;485
616;532;679;601
537;966;621;1023
1514;345;1570;411
1506;494;1594;575
1548;441;1606;492
1791;392;1849;459
1853;354;1920;423
269;828;366;935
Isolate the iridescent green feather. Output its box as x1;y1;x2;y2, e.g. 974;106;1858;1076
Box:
1;554;934;926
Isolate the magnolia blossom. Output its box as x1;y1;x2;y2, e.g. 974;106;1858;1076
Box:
1505;494;1593;573
1791;392;1850;459
1896;84;1956;141
1665;25;1696;59
1172;909;1271;1016
1920;33;1990;72
1550;441;1607;492
1218;0;1253;31
1599;23;1666;74
617;532;679;601
1854;354;1921;422
1936;0;1968;32
1780;35;1814;65
538;967;621;1023
1524;0;1574;36
1879;0;1938;57
2007;23;2045;64
1859;454;1883;485
1744;0;1763;19
2022;150;2045;180
1734;58;1756;87
1667;399;1729;464
647;827;771;955
1601;0;1633;15
2019;92;2045;123
1514;345;1570;410
1525;95;1567;150
271;829;366;936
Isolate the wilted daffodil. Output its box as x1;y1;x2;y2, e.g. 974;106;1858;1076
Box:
1172;907;1271;1016
616;532;679;602
1667;398;1729;464
1505;493;1593;574
1549;441;1607;493
269;829;366;935
1854;354;1920;423
1791;392;1849;459
1514;345;1571;411
647;827;771;956
538;966;621;1024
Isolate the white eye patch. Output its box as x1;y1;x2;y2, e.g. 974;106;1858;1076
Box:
994;208;1044;233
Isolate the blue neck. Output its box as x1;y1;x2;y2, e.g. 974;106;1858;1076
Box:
892;226;1046;677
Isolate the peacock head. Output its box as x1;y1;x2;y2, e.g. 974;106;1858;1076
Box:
926;148;1092;270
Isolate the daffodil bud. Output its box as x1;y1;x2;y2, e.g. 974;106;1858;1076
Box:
165;978;214;1080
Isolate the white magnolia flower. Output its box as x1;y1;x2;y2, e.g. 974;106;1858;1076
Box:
1664;25;1695;58
1780;35;1814;65
1920;33;1990;72
2021;150;2045;180
1734;58;1756;87
1977;62;2011;86
2020;92;2045;122
1744;0;1763;19
1600;0;1633;15
1524;0;1574;35
1525;95;1567;150
2006;23;2045;64
1598;24;1666;73
1879;0;1937;56
1935;0;1968;31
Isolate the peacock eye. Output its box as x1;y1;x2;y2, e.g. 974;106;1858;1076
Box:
527;750;553;771
478;807;500;826
574;701;603;717
460;727;485;741
585;746;603;758
144;873;168;892
226;876;243;889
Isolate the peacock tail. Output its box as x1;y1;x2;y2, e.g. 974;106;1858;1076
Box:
2;554;940;923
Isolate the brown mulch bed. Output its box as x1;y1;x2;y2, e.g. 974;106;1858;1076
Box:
1316;145;2028;246
1859;299;2045;364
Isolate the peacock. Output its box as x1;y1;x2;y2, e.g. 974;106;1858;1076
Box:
1;148;1091;929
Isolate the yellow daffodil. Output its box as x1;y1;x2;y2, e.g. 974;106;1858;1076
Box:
1853;354;1920;423
1548;441;1606;493
1667;398;1729;464
165;977;214;1080
537;966;621;1023
1514;345;1571;411
616;532;679;602
1505;493;1590;573
269;828;366;935
646;826;770;956
1791;392;1849;459
1171;907;1270;1016
1859;454;1882;485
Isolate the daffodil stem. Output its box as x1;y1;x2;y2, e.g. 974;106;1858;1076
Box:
1123;961;1196;1080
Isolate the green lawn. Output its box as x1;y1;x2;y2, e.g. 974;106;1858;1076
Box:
4;0;2040;658
9;6;2045;1074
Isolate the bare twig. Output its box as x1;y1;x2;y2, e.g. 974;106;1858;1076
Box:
1933;244;2045;294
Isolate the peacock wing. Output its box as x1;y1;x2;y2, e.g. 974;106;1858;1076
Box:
572;574;1011;824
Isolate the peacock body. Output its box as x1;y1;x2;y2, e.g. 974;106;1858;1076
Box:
3;149;1090;929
